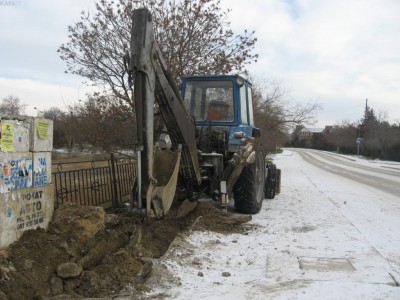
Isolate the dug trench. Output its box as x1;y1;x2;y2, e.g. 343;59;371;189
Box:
0;200;253;299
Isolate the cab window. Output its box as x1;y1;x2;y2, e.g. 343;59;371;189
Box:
247;86;254;126
184;80;234;122
240;85;248;124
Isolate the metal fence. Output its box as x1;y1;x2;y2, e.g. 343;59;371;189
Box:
52;153;136;208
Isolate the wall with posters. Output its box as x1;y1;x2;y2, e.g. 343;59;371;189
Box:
0;117;54;248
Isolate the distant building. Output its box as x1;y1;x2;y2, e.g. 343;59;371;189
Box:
290;126;333;149
298;127;325;140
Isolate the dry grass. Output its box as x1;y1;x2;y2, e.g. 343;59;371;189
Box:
51;152;110;172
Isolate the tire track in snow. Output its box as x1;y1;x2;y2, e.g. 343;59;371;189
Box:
306;149;400;177
297;153;400;284
295;149;400;197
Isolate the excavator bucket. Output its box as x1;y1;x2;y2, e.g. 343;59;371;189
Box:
146;146;182;218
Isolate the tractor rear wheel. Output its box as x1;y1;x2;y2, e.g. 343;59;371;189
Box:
265;164;277;199
234;151;265;214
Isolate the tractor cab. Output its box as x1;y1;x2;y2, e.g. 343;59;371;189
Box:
182;75;255;125
181;75;259;154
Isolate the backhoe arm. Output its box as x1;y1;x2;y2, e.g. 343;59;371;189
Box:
128;8;201;217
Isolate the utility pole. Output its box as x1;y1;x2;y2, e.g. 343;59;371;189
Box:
357;98;368;157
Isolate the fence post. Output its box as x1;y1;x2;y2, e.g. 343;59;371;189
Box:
110;153;120;207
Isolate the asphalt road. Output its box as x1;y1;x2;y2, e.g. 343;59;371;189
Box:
291;148;400;197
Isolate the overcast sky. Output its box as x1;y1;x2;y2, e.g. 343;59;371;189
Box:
0;0;399;127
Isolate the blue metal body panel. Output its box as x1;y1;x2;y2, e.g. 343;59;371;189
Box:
228;125;254;145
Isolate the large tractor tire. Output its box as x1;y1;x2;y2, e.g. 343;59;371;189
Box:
234;151;266;214
265;164;277;199
276;168;281;194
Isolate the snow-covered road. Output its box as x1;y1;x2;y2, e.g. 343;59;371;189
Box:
293;148;400;197
143;149;400;299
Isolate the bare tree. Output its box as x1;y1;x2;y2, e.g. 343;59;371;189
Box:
325;122;358;153
45;96;135;152
253;80;320;131
0;95;27;116
58;0;258;110
251;80;321;151
149;0;258;78
43;107;65;121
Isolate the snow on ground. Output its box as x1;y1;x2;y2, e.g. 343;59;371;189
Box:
143;149;400;299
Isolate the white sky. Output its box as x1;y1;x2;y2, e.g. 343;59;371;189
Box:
0;0;399;126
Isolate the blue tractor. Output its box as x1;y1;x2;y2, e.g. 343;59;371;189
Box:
181;75;268;213
127;8;279;217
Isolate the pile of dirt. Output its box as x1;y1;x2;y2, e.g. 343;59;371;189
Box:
0;200;252;299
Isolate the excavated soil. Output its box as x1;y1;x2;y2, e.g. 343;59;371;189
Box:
0;200;253;299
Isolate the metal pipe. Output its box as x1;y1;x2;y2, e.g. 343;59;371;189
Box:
136;150;142;210
133;72;144;212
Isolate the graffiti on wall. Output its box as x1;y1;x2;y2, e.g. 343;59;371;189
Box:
15;190;45;230
0;158;32;193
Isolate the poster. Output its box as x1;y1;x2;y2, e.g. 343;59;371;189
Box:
1;122;14;152
36;120;49;139
0;158;33;193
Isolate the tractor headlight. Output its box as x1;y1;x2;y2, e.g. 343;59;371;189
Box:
236;77;244;87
